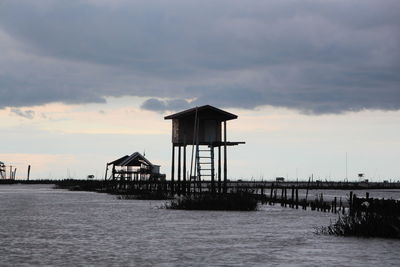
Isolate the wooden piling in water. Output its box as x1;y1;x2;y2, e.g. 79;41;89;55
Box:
27;165;31;181
349;191;353;216
171;144;175;196
285;187;287;208
183;145;186;195
177;145;181;195
295;188;298;209
269;183;274;205
291;186;294;208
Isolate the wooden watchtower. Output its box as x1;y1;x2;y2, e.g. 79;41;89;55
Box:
164;105;244;195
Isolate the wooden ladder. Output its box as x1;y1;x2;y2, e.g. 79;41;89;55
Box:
195;145;215;192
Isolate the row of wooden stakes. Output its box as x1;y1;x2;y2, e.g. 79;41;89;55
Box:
257;186;347;214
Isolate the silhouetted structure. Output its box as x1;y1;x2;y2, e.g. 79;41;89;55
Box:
104;152;165;183
0;161;16;180
165;105;245;195
0;161;5;179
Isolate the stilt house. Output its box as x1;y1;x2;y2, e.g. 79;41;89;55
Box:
105;152;165;182
164;105;244;195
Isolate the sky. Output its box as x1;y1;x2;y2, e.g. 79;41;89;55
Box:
0;0;399;181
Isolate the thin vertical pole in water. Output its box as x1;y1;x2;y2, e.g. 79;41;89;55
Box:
218;146;221;194
305;176;311;202
177;145;181;195
281;188;284;207
183;145;186;195
223;121;227;194
349;191;353;216
284;187;287;207
291;186;295;208
171;144;175;196
295;188;299;209
270;183;274;204
27;165;31;181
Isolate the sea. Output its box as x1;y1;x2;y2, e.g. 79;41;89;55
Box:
0;184;399;266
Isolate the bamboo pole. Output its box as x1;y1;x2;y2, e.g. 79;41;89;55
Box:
223;121;227;194
178;145;181;195
171;145;175;195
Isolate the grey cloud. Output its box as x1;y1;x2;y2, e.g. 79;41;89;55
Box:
0;0;399;114
10;108;35;119
141;98;190;112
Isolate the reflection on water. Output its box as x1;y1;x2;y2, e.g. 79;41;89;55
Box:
0;185;399;266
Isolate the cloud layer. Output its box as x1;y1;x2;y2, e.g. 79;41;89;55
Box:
1;0;399;113
10;108;35;119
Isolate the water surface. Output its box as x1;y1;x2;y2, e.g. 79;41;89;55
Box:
0;185;399;266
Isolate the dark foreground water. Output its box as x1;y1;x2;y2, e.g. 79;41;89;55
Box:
0;185;399;266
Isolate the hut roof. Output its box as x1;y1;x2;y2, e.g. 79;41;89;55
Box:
108;152;153;167
108;155;130;166
164;105;237;121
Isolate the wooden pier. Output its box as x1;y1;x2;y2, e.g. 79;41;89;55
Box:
52;179;400;206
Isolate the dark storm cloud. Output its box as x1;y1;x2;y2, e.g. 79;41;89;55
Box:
0;0;399;113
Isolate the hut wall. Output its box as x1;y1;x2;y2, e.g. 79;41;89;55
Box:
172;118;222;144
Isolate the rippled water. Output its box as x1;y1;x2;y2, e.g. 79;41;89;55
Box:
0;185;399;266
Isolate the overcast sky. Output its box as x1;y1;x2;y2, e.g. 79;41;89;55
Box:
1;0;399;181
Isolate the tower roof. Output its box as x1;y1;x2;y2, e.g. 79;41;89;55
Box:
164;105;237;121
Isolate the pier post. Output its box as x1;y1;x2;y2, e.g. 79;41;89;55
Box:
261;187;265;204
295;188;298;209
291;186;295;208
218;146;221;194
284;187;287;207
171;144;175;195
27;165;31;181
270;183;274;205
211;145;215;195
183;145;186;195
349;191;353;216
177;145;181;195
223;121;227;194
